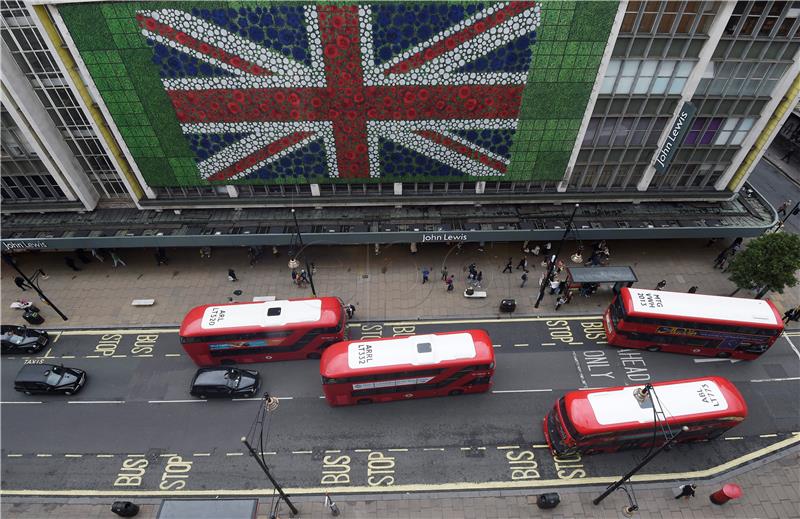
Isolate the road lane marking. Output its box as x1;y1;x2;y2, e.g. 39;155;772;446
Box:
226;453;243;457
292;450;312;454
159;454;179;457
541;342;556;346
65;454;83;458
724;437;744;441
126;454;145;458
193;453;211;457
423;448;444;451
492;389;553;393
148;400;205;404
750;377;800;383
112;355;127;358
783;333;800;362
1;401;43;405
276;397;294;400
493;344;502;348
532;445;549;449
388;448;408;452
260;452;276;456
136;354;154;358
384;316;602;326
496;446;520;450
572;351;587;388
60;355;76;359
232;398;259;401
86;355;101;359
354;449;371;453
460;447;486;451
513;343;529;348
5;433;800;496
68;400;125;404
325;450;341;454
165;354;182;357
6;454;22;457
759;434;778;438
96;455;114;458
36;454;52;458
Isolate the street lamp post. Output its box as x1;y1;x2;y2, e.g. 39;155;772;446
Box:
534;203;579;309
241;436;299;516
290;209;317;296
2;253;68;321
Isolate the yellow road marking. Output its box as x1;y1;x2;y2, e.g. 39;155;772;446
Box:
58;329;178;335
4;434;798;497
384;316;602;326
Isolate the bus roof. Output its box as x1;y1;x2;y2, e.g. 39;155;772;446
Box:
321;330;494;377
564;376;747;437
180;297;340;336
621;288;781;328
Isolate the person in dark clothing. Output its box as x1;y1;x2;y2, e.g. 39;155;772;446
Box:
14;276;29;291
688;286;698;293
64;257;81;271
446;276;454;292
345;304;355;319
674;484;696;500
228;269;238;282
503;258;513;273
655;280;667;291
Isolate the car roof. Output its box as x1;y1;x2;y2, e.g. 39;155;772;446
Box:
194;368;238;386
15;364;59;383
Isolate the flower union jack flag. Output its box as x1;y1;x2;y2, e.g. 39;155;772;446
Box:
137;2;541;182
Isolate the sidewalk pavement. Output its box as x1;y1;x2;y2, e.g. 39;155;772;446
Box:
2;239;798;329
2;448;798;518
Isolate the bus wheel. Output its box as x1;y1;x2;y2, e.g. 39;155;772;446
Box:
646;346;661;352
716;351;732;358
448;389;464;396
306;352;322;360
356;398;372;405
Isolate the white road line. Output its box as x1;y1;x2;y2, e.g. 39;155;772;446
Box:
541;342;556;346
325;450;341;454
292;450;312;454
165;354;182;357
784;333;800;362
148;399;205;404
276;397;294;400
96;454;114;458
569;342;584;345
496;446;520;450
6;454;22;457
492;389;553;393
724;437;744;441
136;354;154;358
423;448;444;451
68;400;125;404
492;344;502;348
1;401;43;405
65;454;83;458
60;355;76;359
318;396;327;399
126;454;145;458
532;444;549;449
159;454;179;457
595;341;608;345
193;453;211;457
260;451;276;456
460;447;486;451
36;454;52;457
759;434;778;438
572;351;587;388
85;355;101;359
513;343;529;348
751;377;800;383
225;452;244;457
388;448;408;452
112;355;127;358
231;398;259;401
353;449;371;453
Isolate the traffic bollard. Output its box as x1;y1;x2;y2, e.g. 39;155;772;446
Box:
709;483;742;505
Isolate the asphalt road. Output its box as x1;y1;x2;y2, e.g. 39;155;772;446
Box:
1;318;799;495
749;157;800;235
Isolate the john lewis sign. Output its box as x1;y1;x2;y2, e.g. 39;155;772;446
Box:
654;102;697;174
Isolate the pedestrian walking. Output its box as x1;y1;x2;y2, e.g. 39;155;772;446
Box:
300;269;309;285
558;280;568;294
777;199;791;216
555;295;567;311
14;276;29;291
109;250;126;268
441;266;449;281
516;256;527;270
783;305;800;323
446;276;454;292
673;484;696;500
247;247;257;266
688;286;698;293
64;257;81;272
549;276;561;295
227;268;238;282
520;272;528;287
410;242;418;255
531;244;541;256
476;271;483;283
291;269;298;285
655;280;667;291
345;304;355;319
272;246;280;258
713;250;729;269
200;246;212;259
503;257;513;273
155;247;168;266
422;268;430;284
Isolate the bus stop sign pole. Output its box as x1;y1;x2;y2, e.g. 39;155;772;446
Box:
241;436;299;516
592;426;688;506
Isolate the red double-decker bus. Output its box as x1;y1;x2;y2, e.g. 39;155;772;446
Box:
603;288;783;359
320;330;495;406
180;297;346;366
543;376;747;456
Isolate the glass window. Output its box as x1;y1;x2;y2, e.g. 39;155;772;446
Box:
597;118;617;146
601;77;615;94
651;77;669;94
675;61;694;77
667;77;686;95
617;77;634;94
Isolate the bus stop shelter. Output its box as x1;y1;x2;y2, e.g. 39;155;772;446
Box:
564;266;638;294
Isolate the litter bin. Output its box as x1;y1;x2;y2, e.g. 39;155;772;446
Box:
500;298;516;312
536;492;560;509
22;309;44;325
111;501;139;517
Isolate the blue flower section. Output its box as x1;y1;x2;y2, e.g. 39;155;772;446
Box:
189;6;311;67
186;133;250;161
247;139;328;181
379;138;466;179
148;41;234;79
450;129;516;159
371;3;485;67
456;32;535;73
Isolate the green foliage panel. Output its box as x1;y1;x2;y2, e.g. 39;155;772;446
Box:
58;1;617;187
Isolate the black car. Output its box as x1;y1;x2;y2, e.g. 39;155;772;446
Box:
1;325;49;354
190;367;261;399
14;363;86;395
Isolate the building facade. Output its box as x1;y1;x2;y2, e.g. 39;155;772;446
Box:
1;0;798;217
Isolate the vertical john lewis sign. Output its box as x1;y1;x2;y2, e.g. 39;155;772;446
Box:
654;102;696;174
